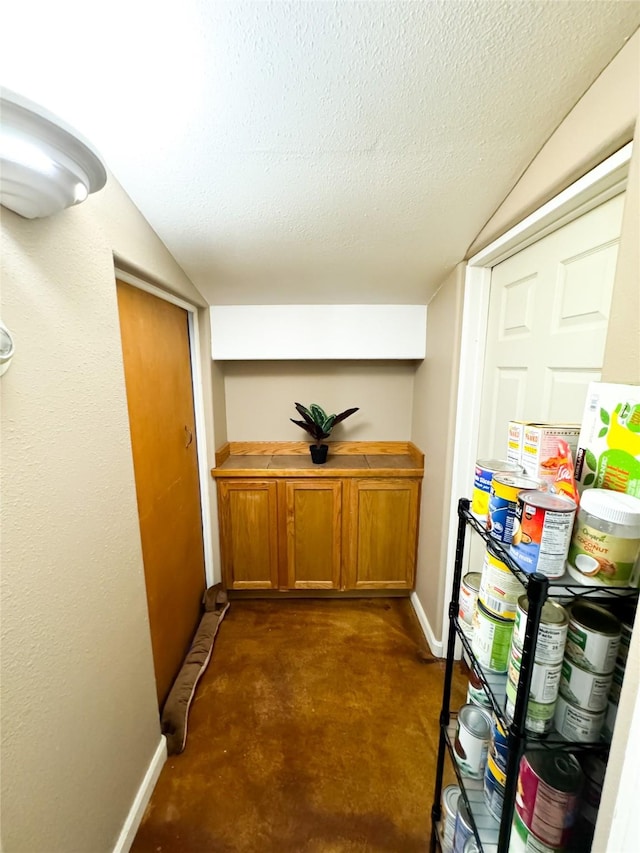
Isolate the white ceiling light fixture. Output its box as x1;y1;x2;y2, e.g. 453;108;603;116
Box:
0;87;107;219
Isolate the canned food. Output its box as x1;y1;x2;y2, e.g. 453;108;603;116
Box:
479;550;525;619
510;491;576;578
509;643;562;704
554;693;605;742
489;714;509;773
462;837;479;853
510;810;564;853
483;751;506;821
513;597;568;664
459;572;481;629
472;600;514;673
515;752;582;847
453;704;492;779
566;602;621;674
471;458;523;518
505;676;556;734
441;784;461;852
560;658;613;712
466;667;492;709
487;474;541;544
452;797;474;853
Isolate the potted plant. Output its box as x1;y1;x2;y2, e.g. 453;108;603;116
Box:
290;402;359;464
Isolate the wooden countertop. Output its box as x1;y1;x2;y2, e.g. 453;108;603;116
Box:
211;441;424;479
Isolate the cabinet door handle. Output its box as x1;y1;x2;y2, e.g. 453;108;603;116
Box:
185;426;193;448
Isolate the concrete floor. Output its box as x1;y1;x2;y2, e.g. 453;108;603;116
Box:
132;598;466;853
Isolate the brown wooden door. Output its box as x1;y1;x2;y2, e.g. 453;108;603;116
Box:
345;478;420;590
217;480;279;589
280;480;342;589
116;280;205;708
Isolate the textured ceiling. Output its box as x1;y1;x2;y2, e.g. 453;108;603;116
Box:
2;2;639;305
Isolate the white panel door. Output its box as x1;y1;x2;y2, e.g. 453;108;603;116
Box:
478;193;625;460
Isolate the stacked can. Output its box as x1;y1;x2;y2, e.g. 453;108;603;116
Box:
505;596;568;734
466;666;493;711
478;550;525;621
509;490;577;579
470;458;523;522
513;751;583;851
453;704;492;779
458;572;481;641
440;784;461;853
556;601;621;742
602;608;632;741
486;474;540;545
452;797;474;853
483;714;508;821
471;548;526;674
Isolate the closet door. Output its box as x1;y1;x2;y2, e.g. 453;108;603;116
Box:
117;280;205;708
478;193;625;458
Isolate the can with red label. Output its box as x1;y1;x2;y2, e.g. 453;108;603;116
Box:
510;810;564;853
515;752;583;848
510;490;576;578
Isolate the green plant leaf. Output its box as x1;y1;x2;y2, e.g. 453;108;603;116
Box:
583;473;595;486
600;408;610;425
585;450;597;471
322;414;337;432
598;427;608;438
310;404;327;425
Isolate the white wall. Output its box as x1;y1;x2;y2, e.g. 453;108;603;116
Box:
0;172;215;852
222;360;417;443
412;265;466;644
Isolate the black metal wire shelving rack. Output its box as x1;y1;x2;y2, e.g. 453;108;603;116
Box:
429;497;638;853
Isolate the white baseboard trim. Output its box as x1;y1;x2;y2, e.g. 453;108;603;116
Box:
113;735;167;853
410;592;443;658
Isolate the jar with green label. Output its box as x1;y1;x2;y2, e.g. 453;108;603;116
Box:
567;489;640;586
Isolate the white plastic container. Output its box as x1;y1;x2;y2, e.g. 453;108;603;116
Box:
567;489;640;587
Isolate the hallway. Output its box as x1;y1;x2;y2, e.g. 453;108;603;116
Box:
132;598;465;853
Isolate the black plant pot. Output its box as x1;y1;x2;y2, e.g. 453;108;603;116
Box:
310;444;329;464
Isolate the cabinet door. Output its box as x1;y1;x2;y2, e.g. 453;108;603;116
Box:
281;480;342;589
345;479;420;590
218;480;279;589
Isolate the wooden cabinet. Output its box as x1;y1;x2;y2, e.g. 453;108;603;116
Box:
345;479;419;590
218;480;279;589
212;442;424;593
281;480;343;590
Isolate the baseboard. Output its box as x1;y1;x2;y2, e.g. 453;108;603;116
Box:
113;735;167;853
410;592;443;658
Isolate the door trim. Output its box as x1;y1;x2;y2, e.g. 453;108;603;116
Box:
440;141;633;651
115;269;215;588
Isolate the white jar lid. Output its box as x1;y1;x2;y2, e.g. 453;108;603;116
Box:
581;488;640;531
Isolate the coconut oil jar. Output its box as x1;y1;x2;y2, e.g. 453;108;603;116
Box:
567;489;640;586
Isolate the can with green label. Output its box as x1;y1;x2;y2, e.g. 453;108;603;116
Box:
471;600;514;673
565;602;621;674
